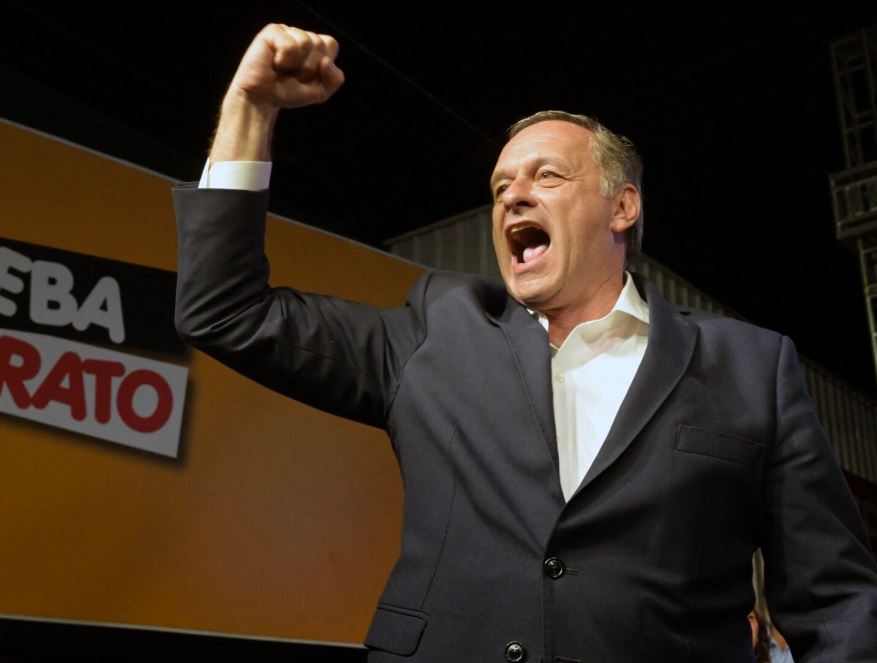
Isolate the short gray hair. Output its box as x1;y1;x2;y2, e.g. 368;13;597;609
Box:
507;110;644;260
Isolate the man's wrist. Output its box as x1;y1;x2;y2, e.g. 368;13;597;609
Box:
208;89;278;163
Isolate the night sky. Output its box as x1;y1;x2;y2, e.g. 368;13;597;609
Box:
3;1;877;396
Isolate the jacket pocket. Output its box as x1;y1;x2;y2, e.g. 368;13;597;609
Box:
364;604;427;656
675;425;764;467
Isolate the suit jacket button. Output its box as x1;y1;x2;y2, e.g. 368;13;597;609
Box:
544;556;565;579
504;641;526;662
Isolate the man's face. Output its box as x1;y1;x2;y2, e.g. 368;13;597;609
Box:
490;120;631;313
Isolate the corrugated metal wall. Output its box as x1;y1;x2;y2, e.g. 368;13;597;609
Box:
387;204;877;484
388;206;502;280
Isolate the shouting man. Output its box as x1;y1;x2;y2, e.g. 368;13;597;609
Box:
174;24;877;662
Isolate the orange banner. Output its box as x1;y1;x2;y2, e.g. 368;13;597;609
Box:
0;118;423;643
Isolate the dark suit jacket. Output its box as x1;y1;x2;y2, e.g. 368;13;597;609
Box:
174;185;877;662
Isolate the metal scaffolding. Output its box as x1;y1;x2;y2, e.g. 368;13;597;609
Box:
831;26;877;382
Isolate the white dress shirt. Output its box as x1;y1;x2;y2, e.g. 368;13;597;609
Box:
535;274;650;501
201;160;651;503
198;160;272;190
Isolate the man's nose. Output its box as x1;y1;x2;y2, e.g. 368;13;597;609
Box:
501;177;536;210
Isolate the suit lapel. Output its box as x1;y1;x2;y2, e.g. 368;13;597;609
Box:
490;302;560;472
574;276;698;496
484;274;696;498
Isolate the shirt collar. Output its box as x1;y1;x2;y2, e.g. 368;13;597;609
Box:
613;271;650;325
530;271;650;333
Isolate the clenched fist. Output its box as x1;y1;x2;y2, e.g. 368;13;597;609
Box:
229;23;345;110
210;24;345;162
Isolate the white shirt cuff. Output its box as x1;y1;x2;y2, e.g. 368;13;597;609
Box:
198;160;272;190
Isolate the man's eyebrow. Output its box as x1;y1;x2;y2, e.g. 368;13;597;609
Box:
491;158;562;187
489;170;511;186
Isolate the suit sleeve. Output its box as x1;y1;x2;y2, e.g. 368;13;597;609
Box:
172;184;426;428
761;335;877;661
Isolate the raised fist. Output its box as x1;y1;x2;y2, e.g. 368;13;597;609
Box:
228;23;345;111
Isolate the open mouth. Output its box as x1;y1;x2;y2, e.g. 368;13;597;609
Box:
508;224;551;266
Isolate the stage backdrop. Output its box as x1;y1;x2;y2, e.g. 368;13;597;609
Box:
0;118;423;644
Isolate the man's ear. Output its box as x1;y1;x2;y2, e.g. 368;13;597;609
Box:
609;184;641;234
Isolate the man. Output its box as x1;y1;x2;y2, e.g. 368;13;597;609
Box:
174;24;877;662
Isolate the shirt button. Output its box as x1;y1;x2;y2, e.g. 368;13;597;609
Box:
544;556;565;579
504;641;526;662
555;374;565;384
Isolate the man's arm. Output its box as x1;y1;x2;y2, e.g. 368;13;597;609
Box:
762;336;877;661
197;24;344;189
174;25;423;427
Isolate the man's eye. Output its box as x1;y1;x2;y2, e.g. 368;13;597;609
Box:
539;170;558;180
494;184;509;198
